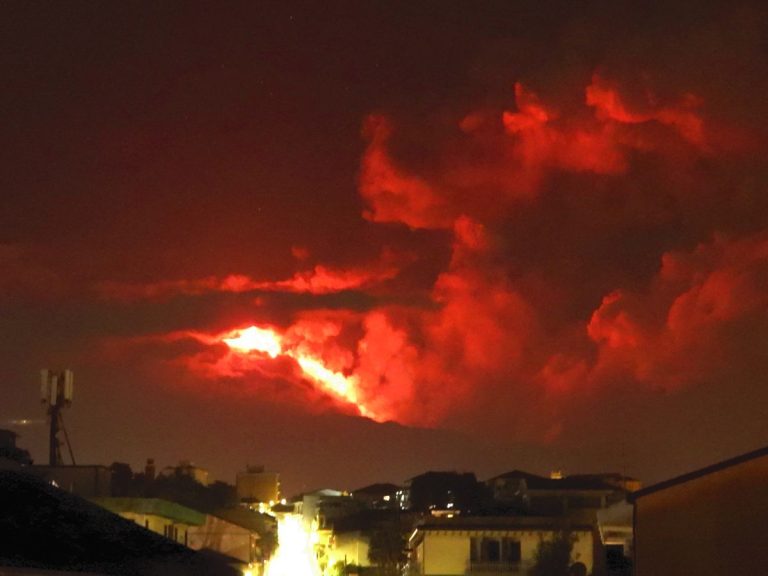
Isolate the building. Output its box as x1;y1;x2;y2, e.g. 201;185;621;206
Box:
407;471;487;513
327;529;370;572
236;465;280;504
351;482;401;509
486;470;633;518
630;445;768;576
91;497;205;546
409;516;594;575
92;496;263;566
316;508;417;576
31;464;112;497
188;514;261;565
486;470;637;574
0;428;30;469
295;488;358;530
0;470;237;575
214;506;278;561
596;501;633;574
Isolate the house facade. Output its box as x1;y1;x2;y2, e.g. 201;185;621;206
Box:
91;496;260;564
409;517;594;575
91;496;205;546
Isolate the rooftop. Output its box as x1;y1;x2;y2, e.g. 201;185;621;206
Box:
90;497;207;526
0;470;236;575
629;444;768;502
487;470;628;491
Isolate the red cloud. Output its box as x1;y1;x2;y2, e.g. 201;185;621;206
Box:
269;255;402;294
102;71;765;442
359;115;452;229
502;82;628;176
97;249;407;301
542;233;768;391
426;217;537;375
586;74;706;147
125;217;543;427
359;75;713;231
125;226;768;442
355;310;419;422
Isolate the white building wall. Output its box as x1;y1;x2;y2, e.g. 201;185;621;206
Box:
118;511;190;545
416;529;593;575
187;514;254;563
329;531;371;567
423;533;470;575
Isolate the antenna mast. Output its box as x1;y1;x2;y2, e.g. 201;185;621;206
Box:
40;369;76;466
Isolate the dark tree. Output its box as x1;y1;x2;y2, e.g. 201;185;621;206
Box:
107;463;237;512
151;472;237;513
108;462;135;496
368;515;407;576
528;532;575;576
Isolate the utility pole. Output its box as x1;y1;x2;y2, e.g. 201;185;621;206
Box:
40;369;75;466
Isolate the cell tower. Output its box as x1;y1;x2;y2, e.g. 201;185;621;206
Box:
40;369;76;466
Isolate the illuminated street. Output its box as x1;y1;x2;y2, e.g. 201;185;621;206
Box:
264;513;320;576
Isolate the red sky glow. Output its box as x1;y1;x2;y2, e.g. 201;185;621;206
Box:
3;1;768;494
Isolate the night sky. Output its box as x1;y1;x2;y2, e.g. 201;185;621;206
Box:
2;1;768;497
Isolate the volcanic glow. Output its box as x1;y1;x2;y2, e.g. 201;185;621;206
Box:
220;325;374;419
223;326;282;358
111;67;767;443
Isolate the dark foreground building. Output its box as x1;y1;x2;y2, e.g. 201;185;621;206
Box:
630;445;768;576
0;470;238;576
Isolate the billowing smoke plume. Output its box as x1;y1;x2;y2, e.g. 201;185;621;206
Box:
104;4;768;445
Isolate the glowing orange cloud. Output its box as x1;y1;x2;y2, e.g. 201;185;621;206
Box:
109;71;760;441
538;232;768;392
97;250;405;302
360;75;711;231
359;115;453;229
213;324;376;420
222;326;282;357
586;74;706;147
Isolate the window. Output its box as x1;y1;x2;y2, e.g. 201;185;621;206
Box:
503;539;521;562
470;537;521;564
484;539;500;562
163;524;178;541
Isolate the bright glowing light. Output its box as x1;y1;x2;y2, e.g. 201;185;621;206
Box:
264;513;320;576
291;352;375;418
220;324;378;420
292;355;354;398
223;326;282;358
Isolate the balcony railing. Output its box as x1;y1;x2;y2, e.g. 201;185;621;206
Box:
468;561;525;574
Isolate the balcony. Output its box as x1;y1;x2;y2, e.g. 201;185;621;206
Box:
468;561;525;575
